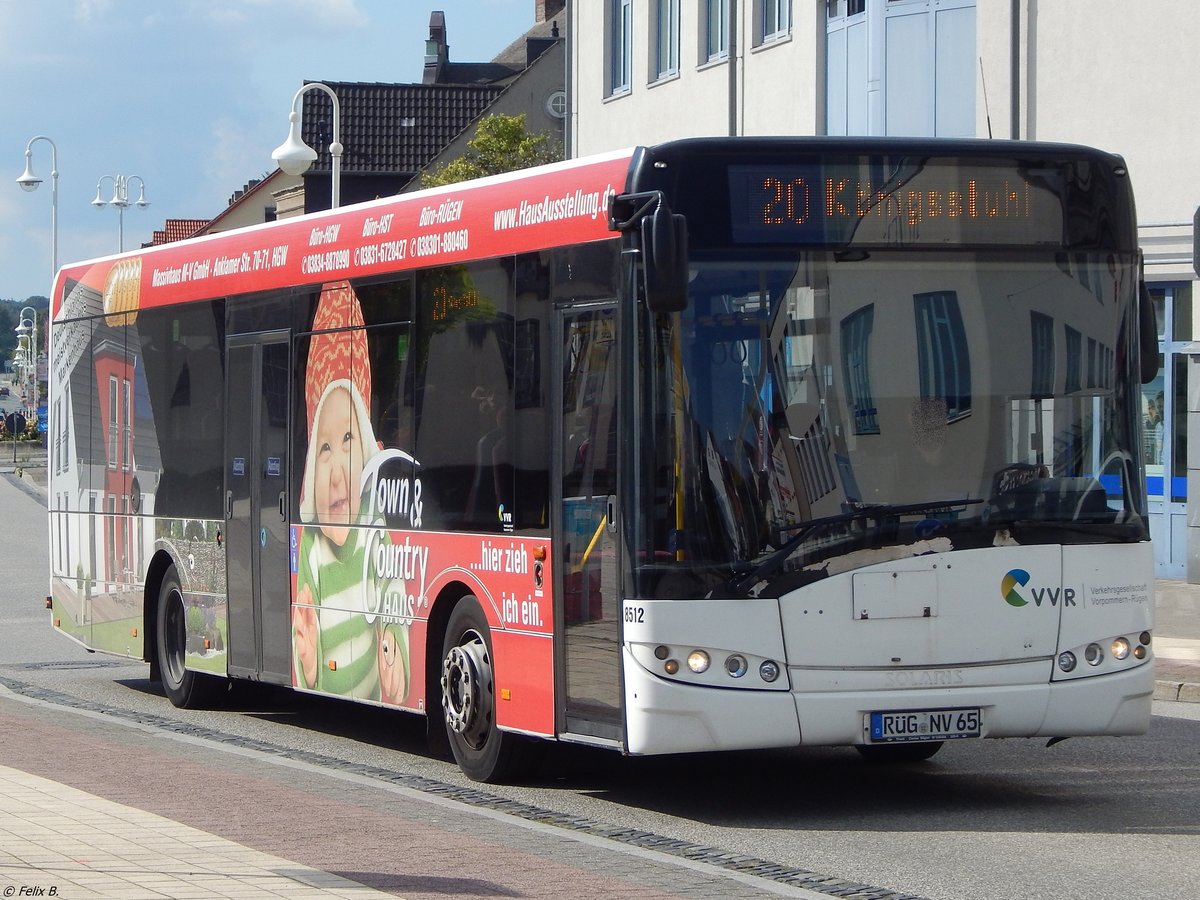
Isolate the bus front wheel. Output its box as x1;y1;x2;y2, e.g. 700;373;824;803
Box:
440;596;522;783
155;565;220;709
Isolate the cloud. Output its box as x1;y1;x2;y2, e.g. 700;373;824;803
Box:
0;2;63;64
194;0;367;32
72;0;114;23
202;117;278;208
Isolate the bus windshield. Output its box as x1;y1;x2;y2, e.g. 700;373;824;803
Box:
634;249;1147;600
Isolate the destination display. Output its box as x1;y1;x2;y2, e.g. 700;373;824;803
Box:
729;160;1067;248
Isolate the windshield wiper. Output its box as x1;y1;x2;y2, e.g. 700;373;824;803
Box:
724;498;983;598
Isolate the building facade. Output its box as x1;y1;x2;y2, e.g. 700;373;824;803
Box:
568;0;1200;577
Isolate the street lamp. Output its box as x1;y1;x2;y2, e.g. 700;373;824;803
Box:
272;81;343;208
7;333;29;461
14;306;37;427
93;174;150;252
15;135;59;278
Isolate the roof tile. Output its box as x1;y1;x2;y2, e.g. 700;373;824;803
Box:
299;81;505;175
149;218;210;245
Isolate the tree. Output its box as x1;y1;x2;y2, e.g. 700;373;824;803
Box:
421;113;561;188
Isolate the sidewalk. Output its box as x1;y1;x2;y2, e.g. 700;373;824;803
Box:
0;690;828;900
1151;578;1200;702
0;766;391;899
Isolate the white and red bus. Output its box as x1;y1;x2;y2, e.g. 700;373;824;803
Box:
47;137;1158;781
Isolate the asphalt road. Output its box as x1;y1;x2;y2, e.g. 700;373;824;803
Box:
2;470;1198;900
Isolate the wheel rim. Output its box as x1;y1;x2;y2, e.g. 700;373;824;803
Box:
162;587;187;688
441;628;493;750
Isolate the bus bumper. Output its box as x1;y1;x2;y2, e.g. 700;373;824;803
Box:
790;660;1154;746
622;651;1153;755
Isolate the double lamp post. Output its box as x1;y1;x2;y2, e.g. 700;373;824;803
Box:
9;81;344;442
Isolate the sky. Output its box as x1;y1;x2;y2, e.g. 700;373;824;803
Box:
0;0;536;302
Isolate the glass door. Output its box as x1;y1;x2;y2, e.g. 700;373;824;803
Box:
1144;284;1191;578
556;302;623;741
225;331;293;682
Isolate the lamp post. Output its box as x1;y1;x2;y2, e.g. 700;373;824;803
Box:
14;306;37;435
15;135;59;278
272;82;343;209
7;337;27;461
93;174;150;252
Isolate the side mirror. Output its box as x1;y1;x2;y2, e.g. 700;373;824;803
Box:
641;204;689;314
1139;281;1160;384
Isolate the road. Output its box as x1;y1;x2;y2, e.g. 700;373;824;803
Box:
1;469;1198;900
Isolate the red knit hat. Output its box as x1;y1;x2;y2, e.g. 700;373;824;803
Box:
305;281;371;433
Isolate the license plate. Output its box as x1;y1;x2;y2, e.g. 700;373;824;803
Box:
867;707;982;743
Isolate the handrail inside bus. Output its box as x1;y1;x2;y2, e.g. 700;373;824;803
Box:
575;514;608;574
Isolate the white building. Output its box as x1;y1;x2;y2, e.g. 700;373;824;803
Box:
567;0;1200;578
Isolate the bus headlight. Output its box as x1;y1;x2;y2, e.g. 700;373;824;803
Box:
725;654;748;678
630;642;788;689
1056;632;1147;679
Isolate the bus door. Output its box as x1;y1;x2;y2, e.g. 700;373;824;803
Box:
225;331;292;684
555;302;623;742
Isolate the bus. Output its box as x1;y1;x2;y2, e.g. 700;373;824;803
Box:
47;137;1158;782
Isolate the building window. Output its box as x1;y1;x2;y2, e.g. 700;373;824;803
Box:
655;0;680;79
108;376;119;469
841;305;879;434
705;0;729;61
608;0;633;95
826;0;865;17
123;378;133;472
1030;312;1055;399
826;0;976;137
796;416;837;502
1064;325;1082;393
545;90;568;119
53;398;62;476
759;0;791;44
914;291;971;421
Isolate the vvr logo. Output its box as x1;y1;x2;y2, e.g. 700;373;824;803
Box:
1001;569;1076;608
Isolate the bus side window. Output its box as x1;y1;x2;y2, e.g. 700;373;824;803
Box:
415;261;515;532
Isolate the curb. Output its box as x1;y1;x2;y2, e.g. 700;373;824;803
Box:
18;464;46;499
1154;679;1200;703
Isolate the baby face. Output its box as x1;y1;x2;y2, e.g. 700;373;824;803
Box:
312;386;362;546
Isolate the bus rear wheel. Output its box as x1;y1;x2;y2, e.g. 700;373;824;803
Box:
155;565;221;709
855;740;944;763
440;596;523;783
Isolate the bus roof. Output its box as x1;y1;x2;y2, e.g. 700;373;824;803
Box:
54;135;1135;322
52;147;636;321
